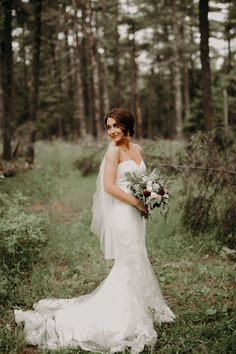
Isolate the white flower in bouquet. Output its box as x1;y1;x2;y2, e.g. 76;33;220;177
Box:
150;191;158;198
153;182;160;191
125;168;170;219
151;192;162;202
142;176;149;182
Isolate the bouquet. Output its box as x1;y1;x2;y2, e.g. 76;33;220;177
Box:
125;168;170;219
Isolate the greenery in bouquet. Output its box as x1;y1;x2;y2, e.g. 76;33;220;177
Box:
125;169;170;219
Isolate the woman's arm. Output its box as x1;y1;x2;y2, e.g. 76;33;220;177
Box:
103;146;147;213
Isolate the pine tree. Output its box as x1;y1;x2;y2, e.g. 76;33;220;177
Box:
199;0;214;131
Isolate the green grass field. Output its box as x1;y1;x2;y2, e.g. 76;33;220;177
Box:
1;140;235;354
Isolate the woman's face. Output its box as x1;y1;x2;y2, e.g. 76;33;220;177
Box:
106;117;126;143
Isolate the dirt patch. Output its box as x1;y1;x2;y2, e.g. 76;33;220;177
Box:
19;346;38;354
31;201;79;224
31;203;45;211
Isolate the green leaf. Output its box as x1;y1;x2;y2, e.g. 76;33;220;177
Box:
205;307;217;316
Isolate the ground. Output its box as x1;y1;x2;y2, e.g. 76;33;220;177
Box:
1;140;235;354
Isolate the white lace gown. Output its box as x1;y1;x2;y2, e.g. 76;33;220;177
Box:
14;159;176;354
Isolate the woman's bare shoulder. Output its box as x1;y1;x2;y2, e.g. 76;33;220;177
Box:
131;142;142;151
105;144;120;163
107;144;119;154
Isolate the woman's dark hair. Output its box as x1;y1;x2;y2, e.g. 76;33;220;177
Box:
104;108;135;137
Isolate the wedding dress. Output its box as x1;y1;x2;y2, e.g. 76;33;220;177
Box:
14;152;176;354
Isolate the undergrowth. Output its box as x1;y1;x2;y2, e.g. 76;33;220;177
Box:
0;140;235;354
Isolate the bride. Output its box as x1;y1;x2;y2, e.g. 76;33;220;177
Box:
15;108;176;354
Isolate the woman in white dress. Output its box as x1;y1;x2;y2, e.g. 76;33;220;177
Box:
15;108;176;354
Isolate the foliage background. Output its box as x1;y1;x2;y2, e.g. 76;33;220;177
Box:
0;0;236;353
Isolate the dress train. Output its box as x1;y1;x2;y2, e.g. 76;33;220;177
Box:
15;159;176;354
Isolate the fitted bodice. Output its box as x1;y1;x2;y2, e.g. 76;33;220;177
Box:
116;159;146;192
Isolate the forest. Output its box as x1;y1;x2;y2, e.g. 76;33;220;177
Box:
1;0;236;152
0;0;236;353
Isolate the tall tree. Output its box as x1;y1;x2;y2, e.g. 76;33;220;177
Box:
1;0;13;160
80;0;94;135
171;0;183;138
28;0;42;163
129;29;142;140
222;0;235;134
199;0;214;130
73;0;86;139
85;0;103;139
0;58;3;133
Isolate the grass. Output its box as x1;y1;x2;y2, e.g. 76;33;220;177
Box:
0;140;235;354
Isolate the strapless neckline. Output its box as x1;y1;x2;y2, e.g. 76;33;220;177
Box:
118;159;144;168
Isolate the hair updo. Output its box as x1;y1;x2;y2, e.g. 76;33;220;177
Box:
104;108;135;137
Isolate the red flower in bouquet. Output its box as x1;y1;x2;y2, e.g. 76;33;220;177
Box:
158;187;165;196
143;190;151;197
125;168;170;219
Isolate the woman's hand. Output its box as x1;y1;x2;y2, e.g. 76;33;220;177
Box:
134;199;148;214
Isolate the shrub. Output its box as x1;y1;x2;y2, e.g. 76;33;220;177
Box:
142;139;185;175
73;147;105;176
0;192;47;272
182;131;236;248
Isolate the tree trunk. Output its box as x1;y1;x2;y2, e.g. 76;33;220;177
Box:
130;31;142;140
0;56;4;136
64;27;74;136
99;48;110;117
86;1;103;140
21;25;30;124
183;58;190;123
112;0;122;107
29;0;42;163
172;0;183;139
50;37;64;138
223;88;228;134
81;3;94;135
91;46;103;139
71;1;86;140
73;29;86;139
181;19;190;124
222;21;232;135
147;69;156;140
199;0;214;131
1;0;13;160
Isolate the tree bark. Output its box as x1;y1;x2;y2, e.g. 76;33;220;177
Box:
70;0;86;140
223;88;228;134
64;27;74;136
31;0;42;123
29;0;42;163
81;2;94;135
50;36;64;138
0;58;3;134
199;0;214;131
73;30;87;139
86;1;103;140
21;25;30;124
112;0;122;107
172;0;183;139
1;0;13;160
183;59;190;123
130;31;142;140
147;68;156;140
181;18;190;124
98;49;110;119
222;20;232;135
